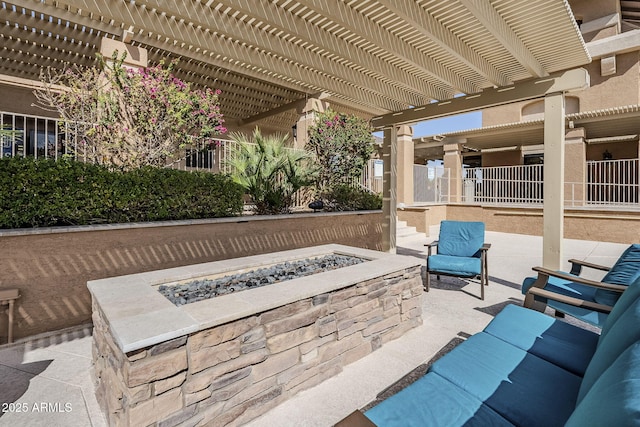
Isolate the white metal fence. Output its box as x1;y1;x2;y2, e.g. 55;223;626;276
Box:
584;159;639;206
462;164;544;205
460;160;640;207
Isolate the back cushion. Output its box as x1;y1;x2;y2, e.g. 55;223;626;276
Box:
601;276;640;339
437;221;485;257
595;244;640;305
566;341;640;427
578;291;640;403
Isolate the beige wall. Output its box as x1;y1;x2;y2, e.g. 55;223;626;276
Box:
399;204;640;245
0;212;382;342
482;150;522;167
586;140;639;160
0;83;56;118
446;205;640;244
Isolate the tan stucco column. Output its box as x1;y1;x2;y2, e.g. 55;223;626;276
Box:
382;127;397;253
396;125;414;206
564;127;587;207
294;98;329;149
543;92;566;270
443;140;464;203
99;38;148;69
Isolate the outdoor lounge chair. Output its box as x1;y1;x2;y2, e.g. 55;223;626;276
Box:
426;220;490;300
522;243;640;327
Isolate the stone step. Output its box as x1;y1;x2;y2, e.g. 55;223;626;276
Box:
396;220;420;238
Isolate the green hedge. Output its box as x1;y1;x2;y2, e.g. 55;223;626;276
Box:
323;184;383;211
0;157;244;228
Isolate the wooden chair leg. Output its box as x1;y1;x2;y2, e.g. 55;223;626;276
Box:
425;270;431;292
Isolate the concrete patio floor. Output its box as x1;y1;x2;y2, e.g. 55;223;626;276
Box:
0;226;628;427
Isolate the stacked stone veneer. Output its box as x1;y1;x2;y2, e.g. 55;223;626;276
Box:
92;265;422;427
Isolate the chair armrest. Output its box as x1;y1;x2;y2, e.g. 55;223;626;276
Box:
425;240;438;257
527;287;614;314
568;258;611;276
531;266;627;292
481;243;491;251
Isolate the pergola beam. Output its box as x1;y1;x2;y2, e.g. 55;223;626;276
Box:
293;0;474;96
213;0;436;103
371;68;590;129
458;0;548;78
376;0;510;87
52;0;412;112
137;0;424;107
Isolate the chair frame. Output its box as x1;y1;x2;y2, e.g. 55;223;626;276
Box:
425;241;491;300
523;265;626;315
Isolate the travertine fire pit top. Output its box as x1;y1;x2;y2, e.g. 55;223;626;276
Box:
88;244;421;353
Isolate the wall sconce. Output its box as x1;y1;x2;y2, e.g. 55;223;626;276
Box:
291;124;297;139
602;149;613;160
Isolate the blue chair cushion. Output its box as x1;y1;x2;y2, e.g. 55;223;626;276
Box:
483;304;599;376
521;275;597;301
364;373;514;427
437;220;485;257
595;244;640;305
577;289;640;403
601;276;640;339
428;254;481;277
566;341;640;427
521;275;609;327
429;332;581;427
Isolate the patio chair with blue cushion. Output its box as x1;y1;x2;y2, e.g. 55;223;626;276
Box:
523;243;640;327
426;221;491;300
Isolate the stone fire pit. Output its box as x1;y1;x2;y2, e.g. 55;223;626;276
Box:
89;244;423;426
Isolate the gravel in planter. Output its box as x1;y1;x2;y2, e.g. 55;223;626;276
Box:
158;254;366;306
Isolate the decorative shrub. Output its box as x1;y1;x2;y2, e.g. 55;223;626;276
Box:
225;129;316;215
35;53;226;170
306;109;376;193
0;157;243;228
323;185;383;212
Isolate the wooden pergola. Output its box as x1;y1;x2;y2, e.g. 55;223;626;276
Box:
0;0;592;266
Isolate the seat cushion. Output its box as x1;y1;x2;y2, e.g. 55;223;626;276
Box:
595;244;640;305
437;220;485;257
483;304;599;376
429;332;581;427
578;291;640;403
566;341;640;427
428;254;481;277
364;373;514;427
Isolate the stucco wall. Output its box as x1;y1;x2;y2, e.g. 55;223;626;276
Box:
0;83;56;118
0;212;383;342
445;205;640;244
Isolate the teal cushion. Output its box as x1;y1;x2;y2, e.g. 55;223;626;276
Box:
429;332;581;427
595;244;640;305
601;276;640;339
437;221;484;257
483;304;599;376
521;274;609;327
566;341;640;427
578;292;640;403
364;373;514;427
428;254;481;277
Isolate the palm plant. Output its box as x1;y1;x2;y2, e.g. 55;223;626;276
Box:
225;128;315;214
